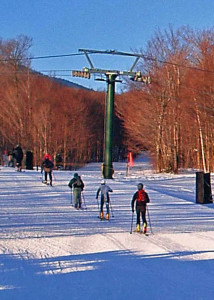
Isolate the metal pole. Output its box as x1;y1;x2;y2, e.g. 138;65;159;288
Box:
103;73;116;179
81;191;87;210
70;189;73;206
96;197;100;216
147;205;153;234
130;211;134;234
109;199;114;218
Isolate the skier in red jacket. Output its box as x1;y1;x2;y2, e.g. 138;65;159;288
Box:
131;183;150;233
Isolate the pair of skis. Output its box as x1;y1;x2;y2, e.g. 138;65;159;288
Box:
133;229;149;236
42;181;52;186
41;170;54;186
130;206;152;235
97;215;110;221
70;190;87;210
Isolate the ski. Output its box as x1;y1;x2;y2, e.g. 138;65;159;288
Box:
97;216;110;221
70;205;86;210
141;232;149;236
131;230;149;236
42;181;53;186
137;232;149;236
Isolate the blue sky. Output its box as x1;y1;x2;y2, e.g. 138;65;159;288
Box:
1;0;214;91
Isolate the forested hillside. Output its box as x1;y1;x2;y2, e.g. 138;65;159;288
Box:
116;26;214;173
1;26;214;173
0;35;124;167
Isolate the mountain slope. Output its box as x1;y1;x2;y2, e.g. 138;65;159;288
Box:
0;162;214;299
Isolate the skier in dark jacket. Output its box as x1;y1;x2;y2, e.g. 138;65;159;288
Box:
68;173;84;209
42;155;54;185
131;183;150;233
96;180;113;220
13;144;23;172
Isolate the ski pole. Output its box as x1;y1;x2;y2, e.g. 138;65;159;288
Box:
109;199;114;218
147;205;153;234
81;191;87;210
70;189;73;205
96;197;100;215
130;211;134;234
42;169;45;183
52;170;56;181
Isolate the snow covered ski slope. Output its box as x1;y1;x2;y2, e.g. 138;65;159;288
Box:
0;161;214;300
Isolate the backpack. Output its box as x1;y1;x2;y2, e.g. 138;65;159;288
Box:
44;167;51;172
75;176;82;187
137;190;147;203
43;159;52;172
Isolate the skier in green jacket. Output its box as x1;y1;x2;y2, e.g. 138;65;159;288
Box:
68;173;84;209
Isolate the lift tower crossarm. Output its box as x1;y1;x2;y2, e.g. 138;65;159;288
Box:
81;50;94;69
79;49;145;74
79;48;143;58
129;57;140;72
82;67;149;78
84;68;141;77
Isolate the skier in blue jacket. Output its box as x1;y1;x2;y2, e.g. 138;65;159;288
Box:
96;180;113;220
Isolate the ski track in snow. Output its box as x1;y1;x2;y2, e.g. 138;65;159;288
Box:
0;161;214;300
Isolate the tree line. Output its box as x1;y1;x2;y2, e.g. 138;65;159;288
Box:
1;26;214;173
0;35;124;168
116;26;214;173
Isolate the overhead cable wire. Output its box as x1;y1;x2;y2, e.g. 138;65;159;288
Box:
0;52;84;63
0;49;214;80
0;49;213;75
139;53;214;75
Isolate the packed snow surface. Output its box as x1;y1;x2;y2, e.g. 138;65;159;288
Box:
0;158;214;300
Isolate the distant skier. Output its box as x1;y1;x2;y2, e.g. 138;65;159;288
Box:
8;151;14;167
96;180;113;220
68;173;84;209
2;150;8;166
131;183;150;233
42;155;54;186
41;154;52;173
12;144;23;172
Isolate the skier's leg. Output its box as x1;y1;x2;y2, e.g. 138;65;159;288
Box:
142;210;147;224
44;171;47;183
106;194;110;219
136;209;141;232
49;171;52;185
20;160;23;171
142;210;147;233
17;161;21;171
78;189;82;208
73;189;78;208
100;195;104;219
105;200;110;220
106;201;109;214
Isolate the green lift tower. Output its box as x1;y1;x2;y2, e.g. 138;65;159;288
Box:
72;49;151;179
